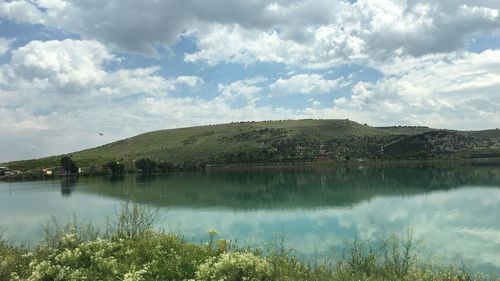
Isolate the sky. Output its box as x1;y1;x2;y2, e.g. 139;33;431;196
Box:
1;0;500;162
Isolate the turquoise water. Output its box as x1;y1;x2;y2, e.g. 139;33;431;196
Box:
1;164;500;273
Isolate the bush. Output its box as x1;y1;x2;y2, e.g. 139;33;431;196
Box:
22;232;213;281
0;233;30;281
193;252;273;281
135;158;157;173
114;202;159;238
18;203;211;281
107;161;125;175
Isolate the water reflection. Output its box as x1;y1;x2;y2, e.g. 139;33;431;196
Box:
0;163;499;274
82;164;500;209
60;178;77;197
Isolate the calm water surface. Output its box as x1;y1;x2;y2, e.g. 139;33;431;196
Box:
1;164;500;274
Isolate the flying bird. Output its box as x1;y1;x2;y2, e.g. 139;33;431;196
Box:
99;133;103;136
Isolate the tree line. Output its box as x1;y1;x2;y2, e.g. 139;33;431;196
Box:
104;158;206;175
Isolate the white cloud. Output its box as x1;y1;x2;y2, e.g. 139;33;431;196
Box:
0;39;211;161
2;0;500;66
0;0;191;55
184;24;312;66
183;23;362;68
96;66;176;97
0;39;203;102
1;40;113;95
0;1;46;25
185;0;500;67
216;77;266;106
174;76;204;88
0;37;14;56
330;49;500;129
0;107;49;132
308;98;321;107
270;74;345;96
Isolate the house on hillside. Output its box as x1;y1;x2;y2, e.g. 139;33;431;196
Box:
42;168;53;176
0;167;22;176
0;166;8;176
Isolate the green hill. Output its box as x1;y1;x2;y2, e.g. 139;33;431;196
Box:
384;130;500;159
375;126;436;135
468;129;500;138
3;119;500;172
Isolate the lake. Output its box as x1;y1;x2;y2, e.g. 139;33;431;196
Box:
1;163;500;274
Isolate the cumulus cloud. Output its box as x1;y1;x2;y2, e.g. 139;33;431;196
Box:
185;0;500;67
216;77;266;106
183;24;335;68
0;0;293;55
0;37;14;56
2;0;500;66
174;76;204;88
331;50;500;129
270;74;346;96
1;40;113;95
0;39;211;161
0;0;46;25
0;39;204;101
0;0;190;55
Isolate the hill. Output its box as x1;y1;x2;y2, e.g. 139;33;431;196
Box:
375;126;436;135
383;130;500;159
3;119;500;173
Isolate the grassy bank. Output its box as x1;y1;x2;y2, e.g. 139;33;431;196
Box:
0;204;497;281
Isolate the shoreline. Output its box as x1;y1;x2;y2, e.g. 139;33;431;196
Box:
2;157;500;182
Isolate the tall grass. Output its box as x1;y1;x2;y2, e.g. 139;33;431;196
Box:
0;204;497;281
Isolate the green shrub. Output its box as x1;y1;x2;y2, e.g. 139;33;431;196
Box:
338;232;421;278
21;232;212;281
0;234;30;281
193;252;273;281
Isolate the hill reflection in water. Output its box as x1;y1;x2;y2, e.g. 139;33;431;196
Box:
81;164;500;209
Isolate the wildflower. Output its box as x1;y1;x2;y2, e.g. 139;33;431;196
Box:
194;252;272;281
207;228;219;237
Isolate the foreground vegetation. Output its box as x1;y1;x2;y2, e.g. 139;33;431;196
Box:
0;204;497;281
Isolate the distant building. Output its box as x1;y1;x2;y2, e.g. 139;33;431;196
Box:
0;167;24;177
42;168;53;176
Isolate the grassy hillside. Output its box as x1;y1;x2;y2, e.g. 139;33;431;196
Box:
468;129;500;138
375;126;436;135
3;119;500;172
4;119;387;170
384;130;500;159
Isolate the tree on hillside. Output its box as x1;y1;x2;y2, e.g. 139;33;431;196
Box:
157;161;175;173
135;158;157;174
60;155;79;177
107;161;125;175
